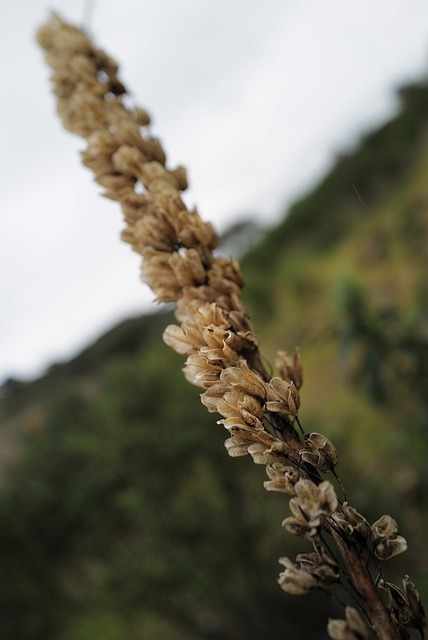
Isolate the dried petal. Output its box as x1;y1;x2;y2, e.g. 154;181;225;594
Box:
163;324;195;356
224;436;251;458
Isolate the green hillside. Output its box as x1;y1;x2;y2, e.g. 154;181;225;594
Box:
1;75;428;639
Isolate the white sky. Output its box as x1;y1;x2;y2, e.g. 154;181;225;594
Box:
2;0;428;384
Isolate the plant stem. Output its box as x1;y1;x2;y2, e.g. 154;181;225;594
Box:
327;524;400;640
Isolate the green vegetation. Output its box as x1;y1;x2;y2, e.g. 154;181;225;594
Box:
1;75;428;638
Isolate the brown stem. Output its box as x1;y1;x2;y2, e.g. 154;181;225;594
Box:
328;525;400;640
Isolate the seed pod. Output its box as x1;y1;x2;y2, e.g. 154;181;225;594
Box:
278;557;319;595
371;515;408;560
300;432;338;473
264;463;298;495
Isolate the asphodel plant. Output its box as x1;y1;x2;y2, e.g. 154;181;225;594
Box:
37;14;426;640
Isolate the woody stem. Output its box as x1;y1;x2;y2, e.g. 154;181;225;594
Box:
327;524;400;640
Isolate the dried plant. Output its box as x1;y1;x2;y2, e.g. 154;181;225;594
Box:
37;14;426;640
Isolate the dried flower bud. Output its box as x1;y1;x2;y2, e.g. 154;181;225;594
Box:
331;502;370;540
264;463;299;494
278;557;319;595
300;432;339;473
327;607;371;639
216;391;264;427
169;248;206;287
379;576;426;632
371;515;407;560
200;329;242;365
379;578;411;626
342;503;371;539
296;546;340;587
275;347;303;389
217;417;264;440
282;505;319;540
247;439;289;465
403;576;426;631
183;354;222;388
220;361;266;399
176;209;218;250
163;324;196;356
140;247;181;302
294;479;338;524
224;436;251;457
282;480;337;541
133;211;177;252
266;378;300;416
200;381;230;412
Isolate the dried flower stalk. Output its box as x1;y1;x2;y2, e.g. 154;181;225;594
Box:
37;14;426;640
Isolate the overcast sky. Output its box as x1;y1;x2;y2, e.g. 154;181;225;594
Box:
2;0;428;384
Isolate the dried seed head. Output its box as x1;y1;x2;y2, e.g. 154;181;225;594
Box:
266;377;300;417
342;503;371;539
371;515;407;560
300;432;339;473
295;479;338;523
264;463;299;494
282;480;337;541
275;347;303;389
216;391;264;425
200;381;230;412
200;328;243;365
183;354;222;388
331;502;370;540
163;324;196;356
140;247;181;302
247;438;289;465
277;557;319;595
217;417;264;439
327;607;371;639
403;576;426;631
379;576;427;632
169;248;206;287
220;361;266;399
133;211;177;252
175;209;218;251
296;546;340;587
224;436;251;458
